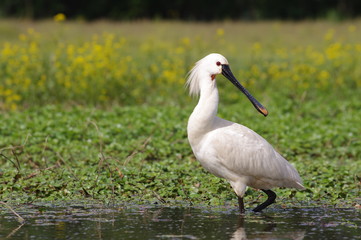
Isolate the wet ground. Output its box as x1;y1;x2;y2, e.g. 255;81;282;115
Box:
1;203;360;239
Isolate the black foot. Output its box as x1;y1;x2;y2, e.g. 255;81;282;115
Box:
238;196;245;214
252;189;276;212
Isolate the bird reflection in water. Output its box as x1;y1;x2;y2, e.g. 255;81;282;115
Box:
230;215;305;240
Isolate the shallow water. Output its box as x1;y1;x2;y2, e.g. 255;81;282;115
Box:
1;204;360;240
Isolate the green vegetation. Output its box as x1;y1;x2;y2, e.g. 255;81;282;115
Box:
0;98;359;208
0;20;360;209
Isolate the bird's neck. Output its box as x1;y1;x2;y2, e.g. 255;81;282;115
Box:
188;81;219;134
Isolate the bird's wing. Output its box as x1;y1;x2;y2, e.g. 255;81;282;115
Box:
207;119;303;188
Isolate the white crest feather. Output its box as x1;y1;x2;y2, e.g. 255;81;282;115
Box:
185;53;228;97
185;59;202;96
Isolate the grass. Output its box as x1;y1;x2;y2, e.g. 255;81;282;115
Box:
0;19;360;209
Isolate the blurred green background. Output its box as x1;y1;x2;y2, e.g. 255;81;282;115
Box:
1;0;361;21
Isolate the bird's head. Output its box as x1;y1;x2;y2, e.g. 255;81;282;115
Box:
196;53;229;79
187;53;268;117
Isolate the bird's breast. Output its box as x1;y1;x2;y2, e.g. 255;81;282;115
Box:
188;132;241;181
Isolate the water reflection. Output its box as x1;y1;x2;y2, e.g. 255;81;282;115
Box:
4;222;24;239
231;217;305;240
0;204;360;239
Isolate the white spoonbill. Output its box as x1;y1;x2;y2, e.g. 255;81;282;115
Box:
186;53;305;213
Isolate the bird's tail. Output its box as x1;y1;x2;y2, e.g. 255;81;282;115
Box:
294;181;305;190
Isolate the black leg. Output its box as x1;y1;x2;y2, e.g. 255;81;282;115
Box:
252;189;276;212
238;196;245;214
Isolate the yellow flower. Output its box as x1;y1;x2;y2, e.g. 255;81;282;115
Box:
175;47;184;54
216;28;224;37
325;42;342;60
1;43;15;57
252;42;262;52
324;29;335;41
29;42;38;54
27;28;34;34
54;13;66;22
292;74;300;82
251;65;260;76
181;37;190;47
318;70;330;81
355;44;361;52
19;34;27;41
317;70;330;88
74;56;85;65
10;103;18;111
268;64;279;76
162;70;177;83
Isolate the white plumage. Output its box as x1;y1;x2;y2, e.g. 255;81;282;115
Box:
186;53;304;213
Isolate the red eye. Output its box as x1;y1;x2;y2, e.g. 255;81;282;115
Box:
216;61;221;66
